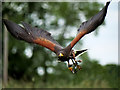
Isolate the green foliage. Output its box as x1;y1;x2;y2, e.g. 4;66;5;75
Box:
6;78;111;88
2;2;119;88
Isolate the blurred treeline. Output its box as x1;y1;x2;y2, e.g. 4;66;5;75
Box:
2;2;119;88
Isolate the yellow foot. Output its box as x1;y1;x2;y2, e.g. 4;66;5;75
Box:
68;67;73;72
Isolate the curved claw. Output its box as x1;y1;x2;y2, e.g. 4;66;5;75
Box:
77;65;82;70
78;60;82;63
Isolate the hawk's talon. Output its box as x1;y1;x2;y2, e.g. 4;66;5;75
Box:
77;65;82;70
78;60;82;62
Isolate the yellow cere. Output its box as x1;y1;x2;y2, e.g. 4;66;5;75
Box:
59;53;64;56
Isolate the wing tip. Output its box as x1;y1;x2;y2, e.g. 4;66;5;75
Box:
106;0;111;7
107;0;112;3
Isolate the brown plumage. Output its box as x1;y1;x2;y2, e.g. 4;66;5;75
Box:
3;1;111;73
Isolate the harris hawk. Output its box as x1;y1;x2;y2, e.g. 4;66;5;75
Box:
3;1;111;73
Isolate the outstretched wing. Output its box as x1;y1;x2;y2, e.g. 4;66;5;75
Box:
65;1;110;52
3;19;63;54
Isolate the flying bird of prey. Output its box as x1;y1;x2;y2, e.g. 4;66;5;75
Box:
3;1;111;73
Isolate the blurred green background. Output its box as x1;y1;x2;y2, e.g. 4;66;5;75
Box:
1;1;119;88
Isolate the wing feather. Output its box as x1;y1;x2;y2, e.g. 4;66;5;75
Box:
65;1;110;52
3;19;62;53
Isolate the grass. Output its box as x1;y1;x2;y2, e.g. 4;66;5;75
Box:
5;78;111;88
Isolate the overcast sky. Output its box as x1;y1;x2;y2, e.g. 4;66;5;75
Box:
81;0;118;65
